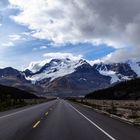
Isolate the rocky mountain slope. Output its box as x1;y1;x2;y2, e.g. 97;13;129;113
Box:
0;67;43;95
93;62;138;84
41;62;111;97
0;59;140;97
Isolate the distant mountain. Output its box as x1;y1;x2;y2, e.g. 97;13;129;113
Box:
0;67;20;76
85;78;140;100
24;58;85;83
42;62;111;97
93;62;138;83
0;67;28;87
24;59;111;96
0;67;43;95
1;59;140;97
24;59;140;96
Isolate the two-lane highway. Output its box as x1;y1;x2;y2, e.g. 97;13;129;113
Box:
0;100;57;140
0;99;139;140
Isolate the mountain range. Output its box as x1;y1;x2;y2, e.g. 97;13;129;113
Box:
0;58;140;97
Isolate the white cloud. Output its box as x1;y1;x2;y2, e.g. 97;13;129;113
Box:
32;46;48;51
27;60;47;73
102;49;140;63
9;0;140;62
40;46;48;49
27;52;83;72
9;34;21;41
43;52;83;60
89;47;140;64
2;42;14;47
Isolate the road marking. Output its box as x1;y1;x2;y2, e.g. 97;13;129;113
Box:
33;121;40;128
69;104;116;140
0;102;55;119
45;112;48;116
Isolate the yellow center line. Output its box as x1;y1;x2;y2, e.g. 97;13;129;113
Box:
45;112;48;116
33;120;41;128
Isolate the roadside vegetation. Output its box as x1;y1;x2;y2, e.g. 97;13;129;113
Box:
86;78;140;100
70;98;140;125
0;84;49;111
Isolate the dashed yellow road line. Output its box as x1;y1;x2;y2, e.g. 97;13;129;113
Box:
45;112;48;116
33;120;40;128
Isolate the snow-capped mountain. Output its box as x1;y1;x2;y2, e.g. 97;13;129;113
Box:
93;62;138;84
1;59;140;97
24;58;111;96
41;61;111;96
24;58;87;83
25;59;140;85
127;61;140;76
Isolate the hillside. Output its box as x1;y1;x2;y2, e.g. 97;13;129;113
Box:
86;78;140;100
0;84;38;99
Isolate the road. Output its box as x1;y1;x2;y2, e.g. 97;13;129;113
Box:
0;99;139;140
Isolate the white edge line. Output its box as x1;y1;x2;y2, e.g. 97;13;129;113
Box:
69;104;116;140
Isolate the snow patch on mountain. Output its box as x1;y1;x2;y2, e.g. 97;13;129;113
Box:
26;59;83;82
26;60;50;73
98;70;120;84
128;61;140;77
94;63;132;84
94;64;119;84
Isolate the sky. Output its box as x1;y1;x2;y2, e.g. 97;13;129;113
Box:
0;0;140;70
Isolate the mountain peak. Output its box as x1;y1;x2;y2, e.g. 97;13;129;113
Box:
79;59;88;65
0;67;21;77
25;58;86;83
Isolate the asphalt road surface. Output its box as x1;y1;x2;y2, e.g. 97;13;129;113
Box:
0;99;139;140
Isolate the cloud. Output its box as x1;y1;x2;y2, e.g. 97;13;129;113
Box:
89;47;140;64
27;52;83;72
9;34;21;41
9;0;140;62
27;60;47;73
43;52;83;60
8;33;31;43
101;48;140;63
32;46;48;51
2;42;14;47
40;46;48;50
